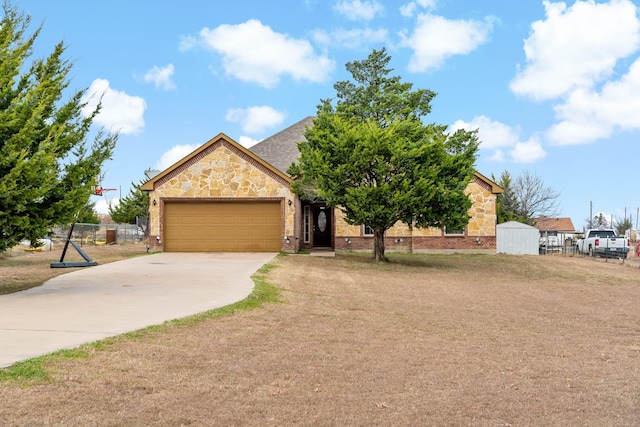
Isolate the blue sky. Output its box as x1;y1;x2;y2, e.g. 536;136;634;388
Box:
23;0;640;230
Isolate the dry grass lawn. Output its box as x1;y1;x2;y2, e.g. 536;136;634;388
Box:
0;243;149;294
1;251;639;426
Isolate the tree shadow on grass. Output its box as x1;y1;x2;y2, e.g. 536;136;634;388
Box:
336;251;497;271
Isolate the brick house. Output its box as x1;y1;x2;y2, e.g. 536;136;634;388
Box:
142;117;502;253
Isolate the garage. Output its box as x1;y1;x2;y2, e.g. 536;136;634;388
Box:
163;201;282;252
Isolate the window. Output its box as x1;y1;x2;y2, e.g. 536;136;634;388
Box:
363;225;374;236
444;226;464;236
304;206;310;243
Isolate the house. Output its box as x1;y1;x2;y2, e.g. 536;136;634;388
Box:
142;117;502;253
534;216;577;247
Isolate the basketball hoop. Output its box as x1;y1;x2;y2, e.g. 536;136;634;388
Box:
95;187;117;209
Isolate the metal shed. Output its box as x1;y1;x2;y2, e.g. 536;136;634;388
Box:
497;221;539;255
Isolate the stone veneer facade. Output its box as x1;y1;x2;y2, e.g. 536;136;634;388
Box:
334;174;499;252
145;137;298;252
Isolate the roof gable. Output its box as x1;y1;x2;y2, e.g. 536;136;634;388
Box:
141;133;292;191
472;171;503;194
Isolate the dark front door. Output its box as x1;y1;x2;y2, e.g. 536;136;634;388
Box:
313;206;332;247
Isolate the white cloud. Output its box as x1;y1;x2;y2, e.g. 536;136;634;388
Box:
94;198;119;215
197;19;335;88
510;0;640;100
510;138;546;163
311;27;388;49
544;49;640;144
81;79;146;135
451;116;546;163
547;57;640;144
154;144;199;171
400;0;436;18
334;0;383;21
401;14;494;72
178;35;197;51
143;64;176;90
238;136;261;148
450;115;521;150
226;106;286;134
488;150;505;162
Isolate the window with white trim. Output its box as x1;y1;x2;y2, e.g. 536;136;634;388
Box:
363;225;374;236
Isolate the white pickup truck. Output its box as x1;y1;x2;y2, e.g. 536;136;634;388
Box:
576;229;630;258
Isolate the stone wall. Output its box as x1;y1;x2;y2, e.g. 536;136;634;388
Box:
147;140;297;251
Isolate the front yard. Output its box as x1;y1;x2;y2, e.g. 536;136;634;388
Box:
1;252;639;425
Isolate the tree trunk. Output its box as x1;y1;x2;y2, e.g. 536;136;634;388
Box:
373;228;386;262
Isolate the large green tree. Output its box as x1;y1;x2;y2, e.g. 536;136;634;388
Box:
289;48;479;261
0;2;116;251
109;177;149;236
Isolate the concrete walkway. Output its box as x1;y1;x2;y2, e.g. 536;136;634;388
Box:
0;252;275;368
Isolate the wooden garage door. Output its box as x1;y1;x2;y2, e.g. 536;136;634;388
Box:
163;201;282;252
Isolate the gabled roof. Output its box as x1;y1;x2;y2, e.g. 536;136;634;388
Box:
249;116;315;175
534;217;576;232
141;133;292;191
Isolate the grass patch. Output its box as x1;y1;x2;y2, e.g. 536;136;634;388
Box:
0;357;49;385
0;262;281;384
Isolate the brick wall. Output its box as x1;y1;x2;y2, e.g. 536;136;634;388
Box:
336;235;496;252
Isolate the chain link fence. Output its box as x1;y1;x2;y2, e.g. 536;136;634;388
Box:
539;234;639;266
49;222;147;246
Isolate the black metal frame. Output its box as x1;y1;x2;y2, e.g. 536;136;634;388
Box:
50;223;98;268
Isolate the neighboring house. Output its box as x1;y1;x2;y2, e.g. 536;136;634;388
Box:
534;217;577;247
142;117;503;253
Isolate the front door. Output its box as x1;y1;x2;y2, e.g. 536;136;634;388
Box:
313;206;332;247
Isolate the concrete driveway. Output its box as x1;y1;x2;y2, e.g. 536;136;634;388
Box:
0;252;276;368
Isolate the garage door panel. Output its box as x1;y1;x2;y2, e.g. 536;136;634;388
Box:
164;201;281;252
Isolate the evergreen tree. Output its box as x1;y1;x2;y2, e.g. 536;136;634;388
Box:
0;2;116;251
289;48;478;261
614;216;633;236
493;170;522;223
109;178;149;235
77;200;100;224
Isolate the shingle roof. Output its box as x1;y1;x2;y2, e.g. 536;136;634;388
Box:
534;217;576;232
249;116;315;175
